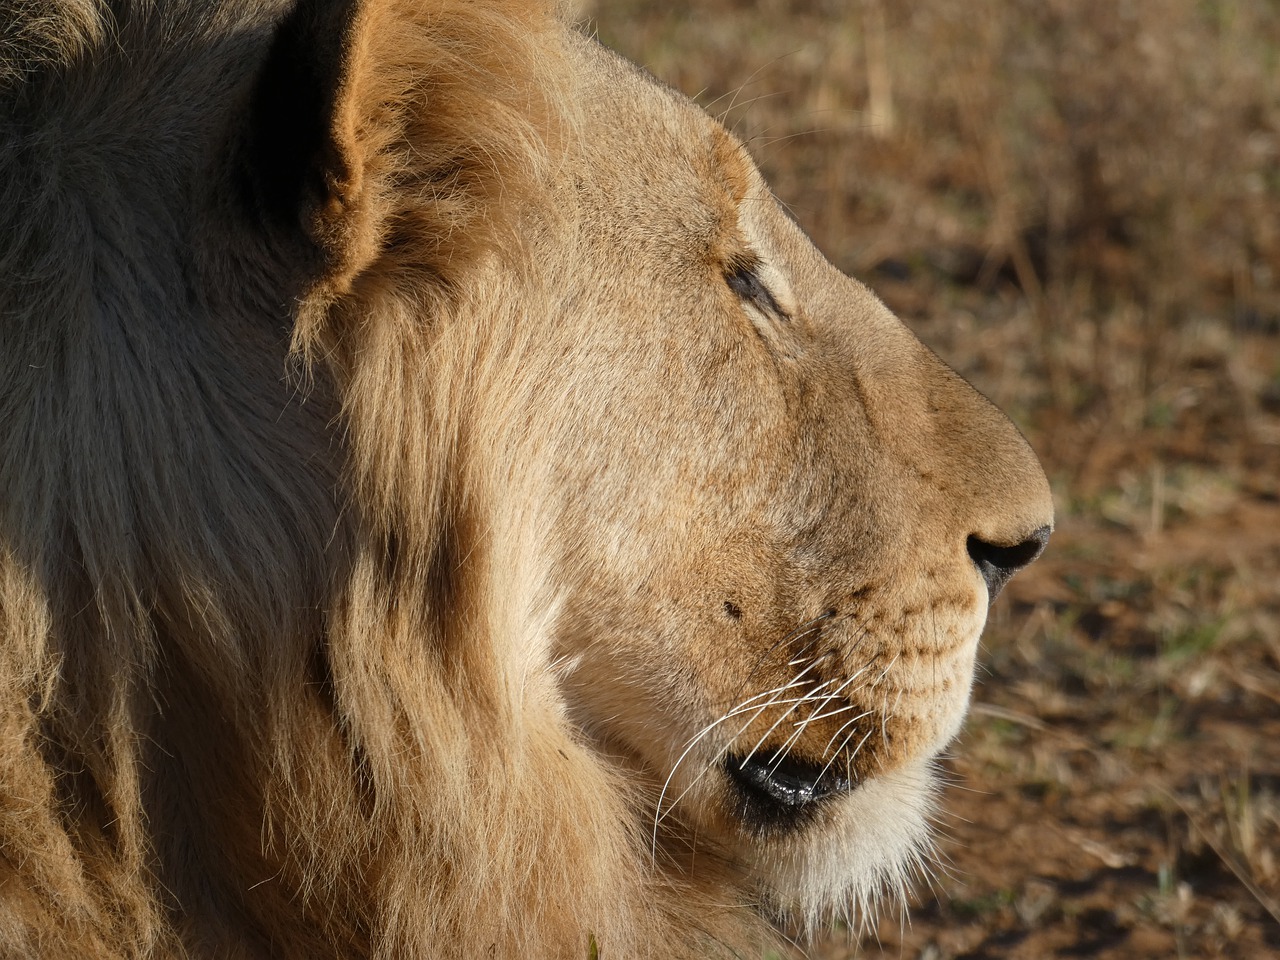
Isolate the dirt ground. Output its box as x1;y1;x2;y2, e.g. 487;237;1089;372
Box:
585;1;1280;956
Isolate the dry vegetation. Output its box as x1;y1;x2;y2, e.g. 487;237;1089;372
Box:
584;1;1280;956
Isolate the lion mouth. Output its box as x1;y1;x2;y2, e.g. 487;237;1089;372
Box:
724;751;853;826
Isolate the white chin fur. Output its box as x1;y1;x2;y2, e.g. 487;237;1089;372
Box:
758;758;940;934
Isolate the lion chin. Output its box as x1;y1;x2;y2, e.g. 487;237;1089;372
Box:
0;0;1053;957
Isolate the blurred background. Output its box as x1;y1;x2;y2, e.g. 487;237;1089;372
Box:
582;1;1280;956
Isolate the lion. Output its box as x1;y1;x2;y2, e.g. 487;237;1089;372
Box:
0;0;1053;956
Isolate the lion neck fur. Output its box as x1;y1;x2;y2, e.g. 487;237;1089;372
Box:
0;1;774;956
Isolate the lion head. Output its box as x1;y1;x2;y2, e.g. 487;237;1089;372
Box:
0;0;1051;956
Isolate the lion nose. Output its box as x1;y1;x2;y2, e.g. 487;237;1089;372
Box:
966;525;1051;601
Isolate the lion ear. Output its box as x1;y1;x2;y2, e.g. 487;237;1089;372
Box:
248;0;379;286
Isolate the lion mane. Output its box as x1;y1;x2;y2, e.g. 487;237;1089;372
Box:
0;1;1053;957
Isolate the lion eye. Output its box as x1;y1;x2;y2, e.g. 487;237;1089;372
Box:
725;260;786;320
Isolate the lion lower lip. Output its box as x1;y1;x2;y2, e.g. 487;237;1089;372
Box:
725;752;853;818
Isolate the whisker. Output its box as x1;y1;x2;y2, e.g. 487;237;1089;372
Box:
738;691;817;771
847;726;874;761
793;698;864;726
789;615;876;724
651;683;807;852
869;651;899;689
785;651;820;667
817;722;874;784
790;664;869;733
652;657;834;840
722;610;833;710
820;708;873;757
768;663;873;772
651;608;890;856
882;688;902;750
650;701;768;839
653;684;805;834
765;677;842;774
841;725;875;785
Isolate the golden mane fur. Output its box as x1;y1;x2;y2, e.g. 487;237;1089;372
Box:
0;1;1054;956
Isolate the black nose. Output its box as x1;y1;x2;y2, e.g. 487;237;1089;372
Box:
967;525;1051;600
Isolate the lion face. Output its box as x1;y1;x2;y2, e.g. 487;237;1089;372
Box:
1;2;1052;954
460;39;1054;917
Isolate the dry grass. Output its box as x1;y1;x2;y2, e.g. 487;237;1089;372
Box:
584;1;1280;956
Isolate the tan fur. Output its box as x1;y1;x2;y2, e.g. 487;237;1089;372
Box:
0;1;1053;957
